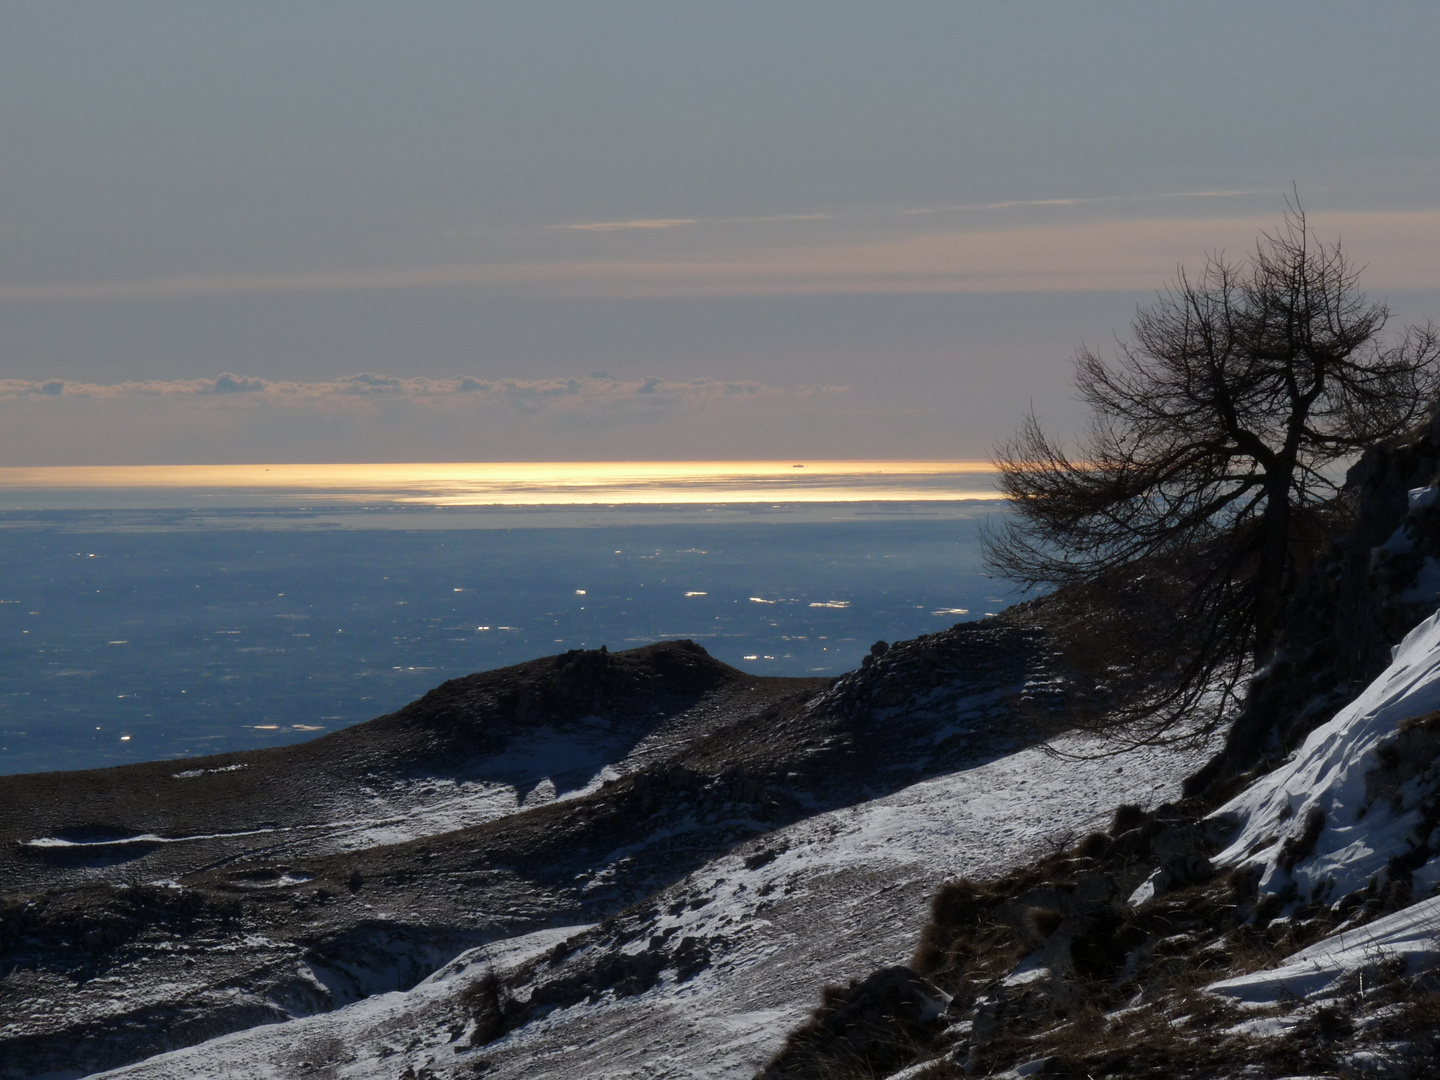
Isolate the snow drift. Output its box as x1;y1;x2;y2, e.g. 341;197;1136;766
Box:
1209;605;1440;910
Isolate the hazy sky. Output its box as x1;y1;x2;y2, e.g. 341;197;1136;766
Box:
3;2;1439;464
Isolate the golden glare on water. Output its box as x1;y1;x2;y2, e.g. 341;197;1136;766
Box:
0;460;998;505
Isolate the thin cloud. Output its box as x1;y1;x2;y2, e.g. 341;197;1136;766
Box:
2;206;1435;302
558;212;829;232
899;189;1260;216
564;218;699;232
722;212;833;224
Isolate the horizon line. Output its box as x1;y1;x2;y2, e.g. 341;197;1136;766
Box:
0;460;1000;507
0;459;996;486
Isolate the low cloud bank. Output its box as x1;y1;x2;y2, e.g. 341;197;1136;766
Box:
0;373;844;418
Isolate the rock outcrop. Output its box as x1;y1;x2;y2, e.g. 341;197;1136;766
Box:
1192;416;1440;797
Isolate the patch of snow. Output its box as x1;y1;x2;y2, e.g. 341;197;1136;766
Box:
1378;484;1440;558
230;871;314;889
1127;868;1162;907
1000;955;1050;989
25;827;278;849
881;1061;948;1080
1410;484;1440;514
171;763;249;779
1208;894;1440;1006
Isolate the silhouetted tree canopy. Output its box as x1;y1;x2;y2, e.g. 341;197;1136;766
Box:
985;207;1440;738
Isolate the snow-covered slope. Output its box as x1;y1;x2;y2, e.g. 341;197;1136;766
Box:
1209;607;1440;909
1191;587;1440;1029
95;731;1205;1080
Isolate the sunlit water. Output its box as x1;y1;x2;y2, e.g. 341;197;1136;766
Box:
0;460;996;508
0;463;1014;775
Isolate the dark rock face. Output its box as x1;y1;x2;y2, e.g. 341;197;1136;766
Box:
1191;418;1440;796
351;637;740;766
813;621;1066;780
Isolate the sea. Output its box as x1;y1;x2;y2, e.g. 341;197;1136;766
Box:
0;461;1015;775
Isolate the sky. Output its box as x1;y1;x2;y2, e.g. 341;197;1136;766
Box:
2;2;1439;465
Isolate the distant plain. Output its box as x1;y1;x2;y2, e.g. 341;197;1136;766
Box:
0;462;1012;774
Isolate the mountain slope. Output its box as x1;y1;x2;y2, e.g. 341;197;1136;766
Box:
92;707;1204;1079
1;621;1066;1078
756;505;1440;1079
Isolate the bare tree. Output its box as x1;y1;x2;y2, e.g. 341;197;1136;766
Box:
985;206;1440;738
